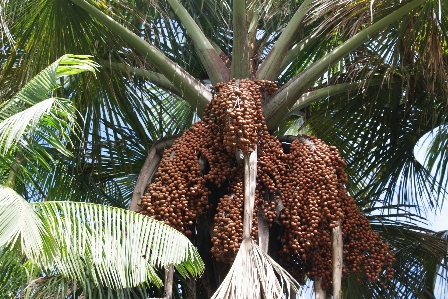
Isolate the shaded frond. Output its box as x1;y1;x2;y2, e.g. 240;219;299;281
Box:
421;124;448;198
0;242;32;299
371;221;448;298
0;54;97;117
306;81;446;214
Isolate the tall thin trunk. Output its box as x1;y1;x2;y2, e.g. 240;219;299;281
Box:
164;265;174;299
332;220;343;299
6;154;22;189
242;147;257;239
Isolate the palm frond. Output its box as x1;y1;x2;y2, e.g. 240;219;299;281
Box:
0;185;204;292
306;81;445;214
0;54;98;116
22;274;149;299
422;124;448;199
0;54;98;155
0;242;33;299
0;186;44;260
211;239;302;299
34;201;204;289
372;223;448;298
24;275;79;299
0;98;74;155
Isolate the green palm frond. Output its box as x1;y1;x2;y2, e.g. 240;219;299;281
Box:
24;275;80;299
422;124;448;198
0;98;76;156
0;1;159;192
63;68;196;198
0;185;204;294
0;242;33;299
35;202;204;288
372;223;447;298
0;186;45;260
0;54;98;115
24;159;132;207
0;54;102;202
0;54;98;155
22;274;150;299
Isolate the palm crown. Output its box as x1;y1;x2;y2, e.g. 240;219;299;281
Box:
0;0;447;298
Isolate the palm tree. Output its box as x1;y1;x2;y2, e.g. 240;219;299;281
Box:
0;54;204;298
0;0;447;298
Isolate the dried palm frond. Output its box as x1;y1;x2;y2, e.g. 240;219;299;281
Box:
211;239;302;299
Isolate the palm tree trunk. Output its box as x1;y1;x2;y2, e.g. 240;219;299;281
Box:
164;265;174;299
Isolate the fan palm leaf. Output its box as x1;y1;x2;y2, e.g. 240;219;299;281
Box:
0;0;193;205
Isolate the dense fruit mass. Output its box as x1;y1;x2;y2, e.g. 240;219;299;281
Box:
137;79;394;291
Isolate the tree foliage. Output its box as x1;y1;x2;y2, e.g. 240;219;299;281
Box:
0;54;203;298
0;0;447;298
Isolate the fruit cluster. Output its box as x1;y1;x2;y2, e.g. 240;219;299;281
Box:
272;135;395;289
137;79;394;291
